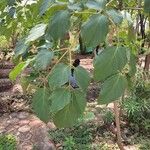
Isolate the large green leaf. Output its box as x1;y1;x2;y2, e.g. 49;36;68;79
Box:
50;88;71;113
25;24;47;43
15;38;30;57
32;88;51;122
7;0;15;6
46;10;71;41
81;14;109;47
144;0;150;13
48;63;70;88
53;90;86;127
98;74;128;104
107;9;123;25
86;0;107;10
9;59;33;81
128;53;137;77
74;66;91;92
39;0;55;16
94;46;127;81
34;49;54;70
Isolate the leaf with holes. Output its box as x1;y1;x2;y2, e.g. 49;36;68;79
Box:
32;88;51;122
74;66;90;92
48;63;70;89
46;10;71;41
25;24;47;43
81;14;109;47
94;46;127;81
50;88;71;113
98;74;128;104
53;90;86;127
34;49;54;70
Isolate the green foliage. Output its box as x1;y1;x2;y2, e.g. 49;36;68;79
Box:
25;24;47;43
81;14;109;47
139;139;150;150
53;90;86;127
48;63;70;89
94;46;127;81
102;110;115;125
99;74;127;104
74;66;91;92
0;134;17;150
34;49;54;70
9;59;32;81
32;88;51;122
144;0;150;13
50;88;71;113
46;10;71;41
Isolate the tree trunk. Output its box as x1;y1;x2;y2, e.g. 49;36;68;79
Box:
144;54;150;71
114;101;125;150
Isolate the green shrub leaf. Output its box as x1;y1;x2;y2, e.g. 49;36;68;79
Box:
144;0;150;13
94;46;127;81
26;24;47;43
32;88;51;122
50;88;71;113
48;63;70;88
39;0;55;16
107;9;123;25
81;14;109;47
74;66;91;92
86;0;107;10
34;49;54;70
47;10;71;41
53;90;86;128
98;74;128;104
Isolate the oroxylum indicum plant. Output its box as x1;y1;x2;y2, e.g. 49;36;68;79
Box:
1;0;149;149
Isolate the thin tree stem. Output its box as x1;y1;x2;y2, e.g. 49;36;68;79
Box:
114;101;125;150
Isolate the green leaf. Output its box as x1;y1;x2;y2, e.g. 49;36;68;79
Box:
128;53;137;77
25;24;47;43
48;63;70;88
15;38;30;57
98;74;128;104
32;88;51;122
34;49;54;70
107;9;123;25
9;59;32;81
144;0;150;13
46;10;71;41
39;0;55;16
94;46;127;81
7;0;15;6
50;88;71;113
86;0;107;10
8;7;16;18
74;66;90;92
53;90;86;128
81;14;109;47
